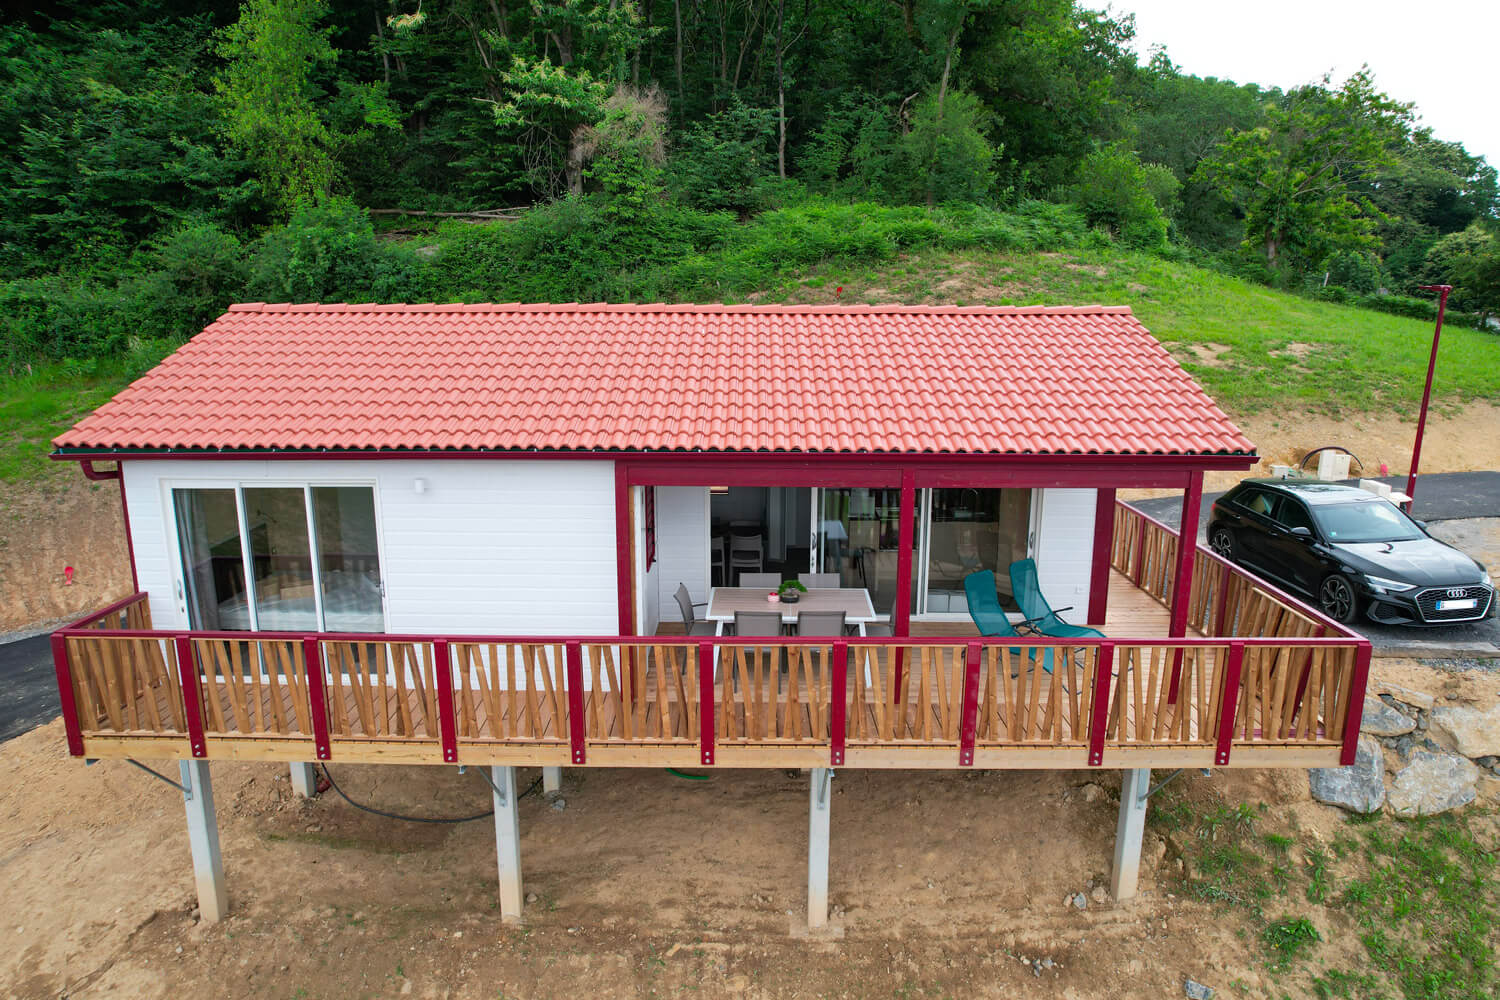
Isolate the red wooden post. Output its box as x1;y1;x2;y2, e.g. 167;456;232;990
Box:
891;470;916;695
1339;643;1374;766
614;463;635;637
1214;643;1245;766
1406;284;1451;508
1086;642;1115;766
51;635;85;757
1131;510;1148;586
434;639;458;764
173;635;207;759
958;642;982;767
697;642;716;766
829;640;848;766
565;641;586;765
302;637;332;761
1087;488;1117;626
1166;472;1204;703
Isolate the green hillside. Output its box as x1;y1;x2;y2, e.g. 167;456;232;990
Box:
5;234;1494;484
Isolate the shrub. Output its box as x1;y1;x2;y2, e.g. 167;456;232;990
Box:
903;89;997;206
1072;145;1178;252
672;98;777;214
247;197;417;302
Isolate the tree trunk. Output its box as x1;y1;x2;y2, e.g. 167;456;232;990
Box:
674;0;685;120
373;6;390;84
566;128;587;196
776;0;786;178
926;22;961;208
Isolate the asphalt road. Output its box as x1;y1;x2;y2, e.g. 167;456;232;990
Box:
0;634;58;743
1128;471;1500;653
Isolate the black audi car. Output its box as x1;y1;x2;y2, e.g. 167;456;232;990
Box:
1206;480;1493;626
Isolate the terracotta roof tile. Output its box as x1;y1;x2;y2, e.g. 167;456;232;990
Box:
54;303;1254;456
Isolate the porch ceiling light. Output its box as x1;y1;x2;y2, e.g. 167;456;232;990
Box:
709;485;729;494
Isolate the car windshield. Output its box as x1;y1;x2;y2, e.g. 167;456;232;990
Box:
1311;501;1425;543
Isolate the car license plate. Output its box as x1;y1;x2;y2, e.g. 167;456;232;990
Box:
1436;598;1477;611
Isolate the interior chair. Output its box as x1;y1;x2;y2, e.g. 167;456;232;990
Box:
963;570;1053;675
739;572;782;590
729;533;764;583
798;572;841;589
1008;558;1105;640
710;536;727;587
674;583;716;637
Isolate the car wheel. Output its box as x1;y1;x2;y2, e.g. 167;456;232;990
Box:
1209;525;1236;560
1318;575;1358;624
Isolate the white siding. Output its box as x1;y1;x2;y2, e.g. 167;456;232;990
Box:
655;486;710;623
1033;488;1098;625
122;458;619;635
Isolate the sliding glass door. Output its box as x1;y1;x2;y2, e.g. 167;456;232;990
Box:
173;485;384;633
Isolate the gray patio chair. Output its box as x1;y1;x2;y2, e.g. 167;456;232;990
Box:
674;583;716;637
739;572;782;590
795;610;846;637
729;533;763;581
798;572;841;589
732;610;786;693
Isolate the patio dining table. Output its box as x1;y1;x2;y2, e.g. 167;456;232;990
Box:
705;587;879;636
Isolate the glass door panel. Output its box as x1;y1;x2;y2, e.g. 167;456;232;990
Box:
817;487;917;616
173;489;248;630
311;486;385;632
923;488;1031;613
242;487;319;632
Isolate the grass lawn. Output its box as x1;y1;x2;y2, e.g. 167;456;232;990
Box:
1150;792;1498;1000
751;247;1500;418
0;363;144;483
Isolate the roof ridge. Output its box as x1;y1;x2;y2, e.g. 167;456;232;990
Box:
223;301;1135;316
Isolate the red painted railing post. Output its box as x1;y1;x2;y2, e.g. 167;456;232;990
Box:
1215;643;1245;766
51;635;86;757
1086;642;1115;766
302;637;332;761
958;642;982;767
173;635;207;759
1339;643;1373;766
829;640;848;766
1132;516;1147;587
433;639;458;764
565;641;586;765
697;642;716;766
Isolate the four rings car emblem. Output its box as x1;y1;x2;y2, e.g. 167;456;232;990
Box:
1446;587;1467;599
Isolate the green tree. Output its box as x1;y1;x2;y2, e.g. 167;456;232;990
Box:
1072;144;1177;251
1422;224;1500;322
579;86;669;219
673;98;777;213
902;88;996;205
1194;68;1414;280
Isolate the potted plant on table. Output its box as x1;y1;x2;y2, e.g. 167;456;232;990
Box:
777;580;807;604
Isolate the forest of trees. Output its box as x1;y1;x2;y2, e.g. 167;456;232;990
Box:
3;0;1498;367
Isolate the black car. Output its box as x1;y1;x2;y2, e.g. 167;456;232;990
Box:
1206;480;1494;626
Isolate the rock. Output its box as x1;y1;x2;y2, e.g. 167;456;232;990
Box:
1308;735;1385;813
525;892;538;904
1430;705;1500;758
551;797;568;811
1184;980;1215;1000
1090;886;1107;903
1080;782;1103;803
1372;681;1435;711
1361;701;1415;737
1388;750;1479;817
1477;756;1499;769
1394;735;1416;760
1070;892;1088;910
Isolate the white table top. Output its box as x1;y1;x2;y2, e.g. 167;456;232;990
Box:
705;587;878;624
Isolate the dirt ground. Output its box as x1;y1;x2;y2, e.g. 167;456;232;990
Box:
1;655;1495;1000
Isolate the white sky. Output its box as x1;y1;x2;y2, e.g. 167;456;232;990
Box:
1108;1;1500;168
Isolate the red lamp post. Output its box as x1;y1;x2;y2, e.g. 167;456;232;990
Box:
1406;284;1452;509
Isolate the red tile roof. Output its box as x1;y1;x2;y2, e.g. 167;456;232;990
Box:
54;303;1254;457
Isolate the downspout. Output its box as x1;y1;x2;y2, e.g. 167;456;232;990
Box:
79;459;139;593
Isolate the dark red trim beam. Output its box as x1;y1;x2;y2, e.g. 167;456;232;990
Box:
614;465;634;637
1087;488;1116;625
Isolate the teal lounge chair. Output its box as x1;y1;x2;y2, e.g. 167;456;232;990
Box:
963;571;1053;674
1008;559;1105;640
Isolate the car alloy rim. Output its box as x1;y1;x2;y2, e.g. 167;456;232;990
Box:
1210;529;1232;556
1321;578;1352;619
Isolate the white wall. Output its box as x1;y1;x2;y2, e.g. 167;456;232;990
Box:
1033;488;1098;624
122;458;620;636
654;486;710;624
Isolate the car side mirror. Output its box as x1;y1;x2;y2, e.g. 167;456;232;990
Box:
1290;526;1313;540
1414;520;1429;531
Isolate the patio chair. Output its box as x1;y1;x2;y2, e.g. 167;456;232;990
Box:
729;533;764;581
795;610;846;637
674;583;716;637
1008;558;1105;640
733;609;786;692
798;572;841;589
963;571;1053;675
739;572;782;590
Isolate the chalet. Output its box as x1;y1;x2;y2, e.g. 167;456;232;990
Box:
49;303;1370;931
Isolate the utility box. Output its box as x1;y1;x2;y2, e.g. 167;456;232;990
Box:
1317;451;1352;481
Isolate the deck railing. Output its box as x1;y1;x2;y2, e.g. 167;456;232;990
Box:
53;601;1369;771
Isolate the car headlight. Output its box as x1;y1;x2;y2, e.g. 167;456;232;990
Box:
1365;574;1416;594
1484;571;1493;587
